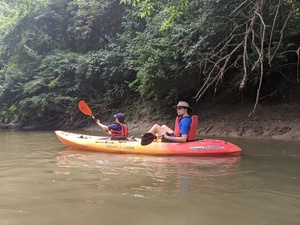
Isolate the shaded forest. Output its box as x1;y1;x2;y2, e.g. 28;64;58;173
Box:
0;0;299;129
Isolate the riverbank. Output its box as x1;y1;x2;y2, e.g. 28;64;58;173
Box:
1;101;300;141
84;101;300;141
195;101;300;140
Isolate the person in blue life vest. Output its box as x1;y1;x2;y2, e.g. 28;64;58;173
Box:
96;113;128;140
146;101;192;143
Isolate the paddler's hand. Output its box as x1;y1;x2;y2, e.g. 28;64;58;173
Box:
162;132;169;140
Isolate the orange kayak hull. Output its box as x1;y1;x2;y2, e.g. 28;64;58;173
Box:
55;130;242;156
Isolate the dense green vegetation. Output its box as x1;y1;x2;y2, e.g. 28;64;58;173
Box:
0;0;299;129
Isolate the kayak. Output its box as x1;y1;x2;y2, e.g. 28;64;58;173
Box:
54;130;242;156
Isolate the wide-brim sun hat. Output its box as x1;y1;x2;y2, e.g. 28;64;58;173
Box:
173;101;193;113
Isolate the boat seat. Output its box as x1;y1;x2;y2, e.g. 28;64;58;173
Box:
187;115;198;141
110;136;128;140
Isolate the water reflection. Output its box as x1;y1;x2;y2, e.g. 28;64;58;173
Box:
56;150;242;197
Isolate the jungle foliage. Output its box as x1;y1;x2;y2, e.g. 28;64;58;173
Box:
0;0;299;128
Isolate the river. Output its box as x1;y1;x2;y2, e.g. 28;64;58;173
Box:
1;130;299;225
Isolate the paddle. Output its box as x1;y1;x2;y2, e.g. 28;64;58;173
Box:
78;100;109;134
141;133;157;146
78;100;96;121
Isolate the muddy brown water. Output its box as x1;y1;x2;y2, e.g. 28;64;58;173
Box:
1;130;299;225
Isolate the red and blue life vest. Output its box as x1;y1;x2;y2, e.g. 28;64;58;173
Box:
173;115;198;141
110;122;128;140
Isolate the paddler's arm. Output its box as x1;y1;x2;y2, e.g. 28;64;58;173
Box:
96;119;111;134
162;133;188;143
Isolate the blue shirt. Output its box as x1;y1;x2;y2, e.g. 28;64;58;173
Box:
108;122;122;131
179;116;191;135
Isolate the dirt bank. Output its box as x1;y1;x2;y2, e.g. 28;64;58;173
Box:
125;101;300;140
3;101;299;141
